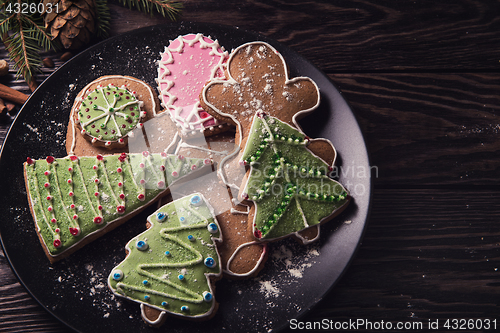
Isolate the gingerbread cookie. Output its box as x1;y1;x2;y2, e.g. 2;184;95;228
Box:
66;75;161;156
108;193;222;326
23;152;211;263
156;33;232;137
200;41;350;243
240;113;350;240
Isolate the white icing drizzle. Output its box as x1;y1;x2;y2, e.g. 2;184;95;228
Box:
224;241;267;277
156;33;228;136
178;141;229;156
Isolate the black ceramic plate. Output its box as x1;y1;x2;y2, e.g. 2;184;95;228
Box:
0;23;370;333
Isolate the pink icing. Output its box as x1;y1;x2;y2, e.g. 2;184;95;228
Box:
156;34;227;135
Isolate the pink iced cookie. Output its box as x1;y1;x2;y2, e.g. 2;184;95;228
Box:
156;33;230;136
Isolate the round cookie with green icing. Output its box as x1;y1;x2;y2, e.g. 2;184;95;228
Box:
108;193;222;327
72;76;149;149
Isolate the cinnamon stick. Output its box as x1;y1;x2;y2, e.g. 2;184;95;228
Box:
0;98;6;115
0;83;29;105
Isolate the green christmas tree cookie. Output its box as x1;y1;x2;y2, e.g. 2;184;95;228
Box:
240;113;350;240
24;152;211;262
108;193;222;325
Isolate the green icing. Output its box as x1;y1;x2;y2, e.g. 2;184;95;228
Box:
24;153;210;257
241;114;349;240
108;193;221;318
77;84;143;142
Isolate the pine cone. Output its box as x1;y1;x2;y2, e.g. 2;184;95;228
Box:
42;0;97;50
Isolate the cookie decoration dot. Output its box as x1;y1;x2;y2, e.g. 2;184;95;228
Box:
112;270;124;281
156;212;167;222
136;240;148;251
204;257;216;268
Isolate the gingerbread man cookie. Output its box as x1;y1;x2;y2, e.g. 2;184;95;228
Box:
200;41;350;243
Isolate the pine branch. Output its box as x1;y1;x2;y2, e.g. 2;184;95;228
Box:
117;0;183;20
95;0;111;39
0;0;56;91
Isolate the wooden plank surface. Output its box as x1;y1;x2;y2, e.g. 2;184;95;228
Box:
1;1;499;332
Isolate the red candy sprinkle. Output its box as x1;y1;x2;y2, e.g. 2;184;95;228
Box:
204;158;211;165
160;165;165;171
178;155;184;160
96;154;104;161
142;151;149;157
171;171;178;178
157;181;165;188
44;182;50;188
51;218;57;223
191;165;197;170
139;163;145;169
119;193;125;200
93;216;103;224
69;227;80;236
254;230;262;239
160;152;167;158
118;182;123;188
137;193;145;201
53;239;61;248
117;205;125;214
70;204;75;209
118;153;127;162
70;155;79;162
46;156;55;164
26;157;34;165
98;205;103;211
69;191;74;197
73;214;78;220
117;167;123;173
199;111;210;119
94;192;99;197
47;206;53;212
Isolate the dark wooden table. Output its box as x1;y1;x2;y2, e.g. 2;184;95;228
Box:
1;1;499;332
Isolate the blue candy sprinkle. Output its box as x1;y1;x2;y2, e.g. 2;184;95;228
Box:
136;240;148;251
142;280;148;285
161;301;168;307
207;223;218;233
187;235;195;242
165;251;171;256
203;291;213;302
156;212;167;222
178;274;184;281
204;257;216;268
181;305;189;312
190;195;202;206
112;270;123;281
144;295;150;301
179;216;186;223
